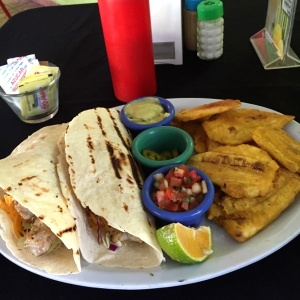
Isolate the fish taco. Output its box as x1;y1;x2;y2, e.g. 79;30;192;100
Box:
58;107;164;268
0;124;81;275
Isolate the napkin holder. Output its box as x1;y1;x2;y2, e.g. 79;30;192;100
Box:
250;0;300;70
150;0;183;65
73;0;183;65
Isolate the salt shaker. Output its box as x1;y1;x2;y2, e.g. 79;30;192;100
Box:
183;0;203;51
197;0;224;60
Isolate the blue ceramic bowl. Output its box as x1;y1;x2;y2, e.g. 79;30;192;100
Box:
142;164;215;227
120;96;175;133
132;126;194;169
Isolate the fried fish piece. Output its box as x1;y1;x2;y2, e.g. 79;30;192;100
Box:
206;168;300;242
202;108;294;145
252;126;300;173
174;99;241;122
187;144;280;198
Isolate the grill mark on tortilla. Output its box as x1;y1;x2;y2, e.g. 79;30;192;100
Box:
87;135;94;150
21;176;37;181
95;109;107;138
126;174;134;185
91;108;142;187
107;109;131;151
107;109;143;187
147;218;153;228
13;162;24;167
106;141;123;179
95;108;130;149
123;203;129;212
107;109;142;188
16;176;44;192
67;154;74;166
57;224;77;237
86;134;96;172
127;154;143;189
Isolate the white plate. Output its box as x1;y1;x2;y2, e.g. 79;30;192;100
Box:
1;98;300;290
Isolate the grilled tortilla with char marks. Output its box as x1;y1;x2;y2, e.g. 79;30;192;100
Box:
61;107;164;269
0;125;81;275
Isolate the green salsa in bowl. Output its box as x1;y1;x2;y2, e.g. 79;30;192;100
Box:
131;126;194;169
120;96;175;133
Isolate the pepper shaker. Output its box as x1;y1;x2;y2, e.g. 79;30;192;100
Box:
183;0;204;51
197;0;224;60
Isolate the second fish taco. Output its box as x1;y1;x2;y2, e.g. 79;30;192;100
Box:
0;125;81;275
58;107;164;269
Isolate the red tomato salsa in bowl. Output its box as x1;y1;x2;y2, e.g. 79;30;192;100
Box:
142;164;215;227
153;164;207;212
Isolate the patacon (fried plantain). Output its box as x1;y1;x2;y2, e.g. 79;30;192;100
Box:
174;99;241;122
187;144;280;199
252;126;300;173
202;108;294;145
192;124;208;154
214;166;290;214
206;168;300;242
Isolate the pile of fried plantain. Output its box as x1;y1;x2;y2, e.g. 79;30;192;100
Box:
173;99;300;242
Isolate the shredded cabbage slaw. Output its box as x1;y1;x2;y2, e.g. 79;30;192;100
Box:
0;195;23;238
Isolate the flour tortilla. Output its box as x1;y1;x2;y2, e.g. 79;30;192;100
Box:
61;108;164;268
0;125;81;275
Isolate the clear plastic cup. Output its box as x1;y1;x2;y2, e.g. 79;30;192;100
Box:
0;63;60;124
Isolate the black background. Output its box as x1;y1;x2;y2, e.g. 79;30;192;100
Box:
0;2;300;299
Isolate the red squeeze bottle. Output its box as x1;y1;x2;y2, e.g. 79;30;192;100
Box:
98;0;157;102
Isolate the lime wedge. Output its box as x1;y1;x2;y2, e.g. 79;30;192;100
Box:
156;223;213;264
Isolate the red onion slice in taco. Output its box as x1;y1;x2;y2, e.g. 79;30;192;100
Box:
0;125;81;275
59;108;164;268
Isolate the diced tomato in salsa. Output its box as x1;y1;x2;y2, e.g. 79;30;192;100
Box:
170;176;182;187
152;165;206;212
156;190;179;211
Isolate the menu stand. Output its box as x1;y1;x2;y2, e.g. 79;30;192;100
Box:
250;0;300;70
